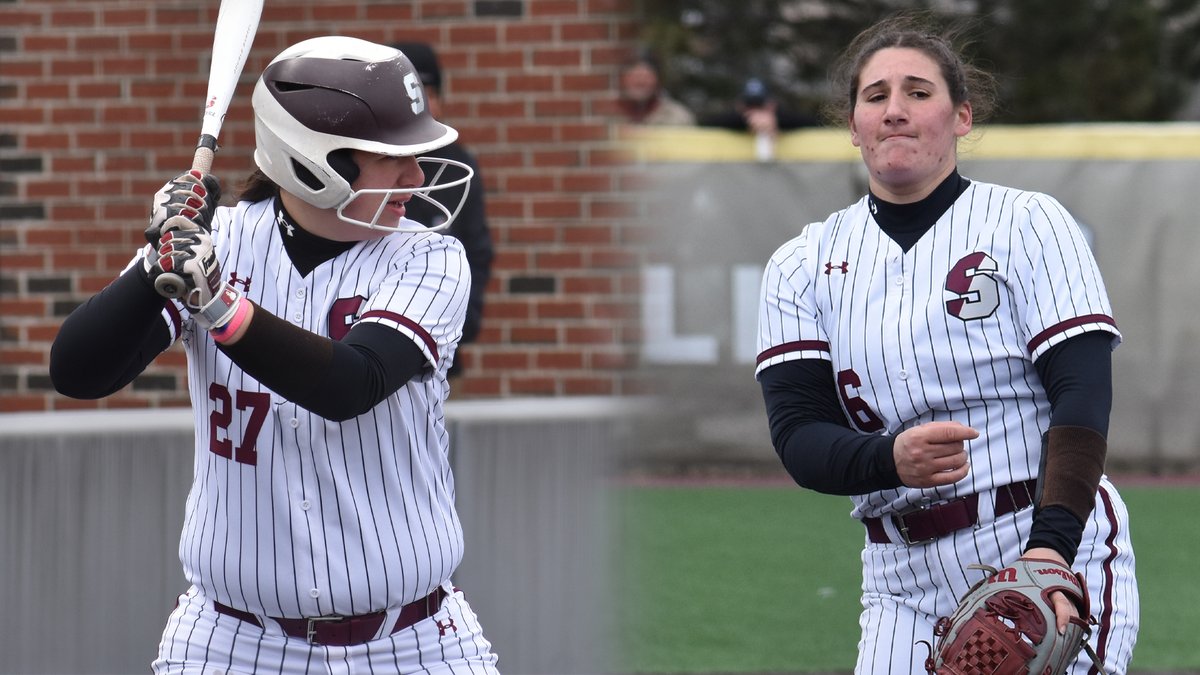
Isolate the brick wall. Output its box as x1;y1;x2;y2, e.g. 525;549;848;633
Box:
0;0;646;411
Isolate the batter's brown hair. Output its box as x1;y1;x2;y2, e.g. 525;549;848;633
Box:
824;12;997;128
237;169;280;203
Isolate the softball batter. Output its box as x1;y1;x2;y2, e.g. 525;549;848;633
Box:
755;15;1138;674
51;37;498;673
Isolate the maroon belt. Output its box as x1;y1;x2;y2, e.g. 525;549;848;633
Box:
213;586;448;646
863;479;1037;546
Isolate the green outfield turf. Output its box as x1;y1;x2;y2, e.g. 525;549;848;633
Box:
612;481;1199;674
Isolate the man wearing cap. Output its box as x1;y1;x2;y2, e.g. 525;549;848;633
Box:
394;42;495;374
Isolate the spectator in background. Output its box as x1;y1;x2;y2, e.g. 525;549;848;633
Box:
700;77;818;160
394;41;494;376
619;49;697;125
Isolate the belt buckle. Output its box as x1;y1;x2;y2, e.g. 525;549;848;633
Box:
893;502;937;546
305;614;345;645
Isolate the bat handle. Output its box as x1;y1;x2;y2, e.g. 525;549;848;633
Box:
191;133;219;174
154;272;189;299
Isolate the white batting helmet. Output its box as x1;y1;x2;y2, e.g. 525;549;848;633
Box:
251;36;471;232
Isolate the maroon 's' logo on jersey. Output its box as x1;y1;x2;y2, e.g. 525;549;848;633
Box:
945;252;1001;321
329;296;367;340
824;261;850;275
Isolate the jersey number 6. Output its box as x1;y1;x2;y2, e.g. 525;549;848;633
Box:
836;369;885;433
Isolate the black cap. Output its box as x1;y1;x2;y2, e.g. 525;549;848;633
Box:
392;41;442;89
741;78;769;107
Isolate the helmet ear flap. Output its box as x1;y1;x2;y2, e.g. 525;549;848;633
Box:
328;149;360;185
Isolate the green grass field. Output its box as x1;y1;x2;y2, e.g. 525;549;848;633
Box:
611;480;1200;674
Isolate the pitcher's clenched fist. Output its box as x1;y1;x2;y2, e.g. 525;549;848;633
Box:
893;421;977;488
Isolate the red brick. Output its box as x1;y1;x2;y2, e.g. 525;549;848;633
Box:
0;348;46;365
0;299;47;317
560;73;609;92
50;107;95;124
78;82;122;98
507;123;558;143
102;8;148;26
505;174;559;193
505;225;559;244
78;36;121;53
102;106;150;124
561;123;610;142
51;59;96;77
0;397;47;413
50;9;96;27
0;59;45;78
530;150;582;167
536;351;585;369
25;180;72;199
562;173;613;192
534;252;584;270
25;35;69;51
532;199;582;219
529;0;579;17
504;23;555;43
535;299;585;318
453;75;501;94
510;326;559;343
419;1;468;18
509;376;558;395
482;351;532;369
565;325;616;344
562;23;612;41
0;251;47;269
0;107;47;124
563;275;614;294
52;156;97;172
535;99;585;117
563;377;615;395
448;25;498;44
458;377;502;397
532;48;582;68
26;83;70;99
103;56;151;76
0;9;45;28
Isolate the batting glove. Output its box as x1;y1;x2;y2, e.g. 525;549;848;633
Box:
145;229;242;331
145;170;222;245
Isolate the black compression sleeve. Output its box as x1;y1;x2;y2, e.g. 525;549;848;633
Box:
50;264;172;399
217;309;427;421
759;360;902;495
1026;331;1115;562
1033;331;1114;434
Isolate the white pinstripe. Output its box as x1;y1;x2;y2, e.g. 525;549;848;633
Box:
756;180;1138;673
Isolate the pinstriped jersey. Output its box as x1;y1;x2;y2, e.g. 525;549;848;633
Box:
132;197;471;618
755;180;1120;520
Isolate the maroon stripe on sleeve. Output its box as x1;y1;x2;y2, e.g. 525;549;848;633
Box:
361;310;439;363
756;340;830;365
1027;314;1117;354
165;301;182;338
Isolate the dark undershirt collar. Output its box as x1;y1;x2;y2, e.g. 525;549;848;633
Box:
274;198;356;277
868;170;971;252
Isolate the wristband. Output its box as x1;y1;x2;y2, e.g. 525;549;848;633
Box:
209;296;250;343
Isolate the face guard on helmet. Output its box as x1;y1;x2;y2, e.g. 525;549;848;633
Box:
252;36;473;232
